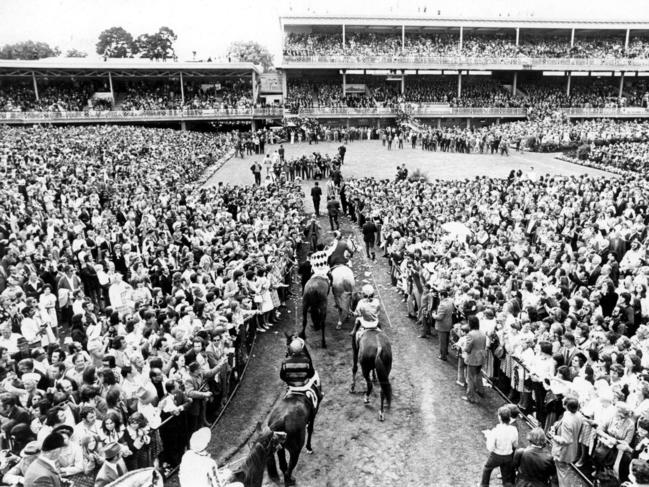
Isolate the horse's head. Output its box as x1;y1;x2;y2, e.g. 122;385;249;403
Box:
256;428;287;453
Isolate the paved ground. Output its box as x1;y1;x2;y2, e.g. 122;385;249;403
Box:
195;142;595;487
205;139;611;188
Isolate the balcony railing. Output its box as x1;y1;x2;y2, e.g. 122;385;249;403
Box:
282;54;649;67
0;107;285;123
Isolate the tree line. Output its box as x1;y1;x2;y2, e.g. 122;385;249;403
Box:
0;26;274;71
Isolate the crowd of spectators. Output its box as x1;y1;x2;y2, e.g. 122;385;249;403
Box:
0;80;255;113
283;31;649;59
335;164;649;484
562;141;649;176
0;124;305;484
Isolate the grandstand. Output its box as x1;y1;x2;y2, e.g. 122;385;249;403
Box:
0;58;282;128
279;15;649;127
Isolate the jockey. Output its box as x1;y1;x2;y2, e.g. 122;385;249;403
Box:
350;284;382;337
179;427;238;487
280;337;323;412
327;230;351;268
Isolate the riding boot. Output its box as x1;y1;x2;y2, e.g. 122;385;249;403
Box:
349;321;359;337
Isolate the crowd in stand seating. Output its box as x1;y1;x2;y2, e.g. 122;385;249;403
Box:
0;124;304;483
0;81;254;113
561;141;649;176
335;162;649;484
283;31;649;59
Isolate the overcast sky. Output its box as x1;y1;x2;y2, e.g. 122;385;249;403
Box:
0;0;646;61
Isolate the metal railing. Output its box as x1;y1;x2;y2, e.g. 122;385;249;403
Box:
0;107;285;123
282;54;649;67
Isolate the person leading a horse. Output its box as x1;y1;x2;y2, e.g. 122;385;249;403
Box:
349;284;382;339
280;337;323;414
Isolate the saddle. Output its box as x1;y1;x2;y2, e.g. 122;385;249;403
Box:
286;373;322;411
354;325;379;348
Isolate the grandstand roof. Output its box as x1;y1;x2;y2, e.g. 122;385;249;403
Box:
0;58;262;78
280;15;649;30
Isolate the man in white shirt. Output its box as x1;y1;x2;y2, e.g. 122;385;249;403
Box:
0;324;21;354
480;406;518;486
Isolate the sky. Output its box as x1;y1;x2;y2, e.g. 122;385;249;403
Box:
0;0;647;62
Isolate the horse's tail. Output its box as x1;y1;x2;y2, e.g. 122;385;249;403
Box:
374;343;392;405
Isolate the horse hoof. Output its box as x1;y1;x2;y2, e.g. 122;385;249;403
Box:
350;384;355;393
306;448;314;455
364;395;370;404
321;343;327;349
378;412;385;422
285;478;296;487
336;321;342;330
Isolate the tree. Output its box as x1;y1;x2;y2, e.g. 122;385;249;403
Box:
96;27;137;58
227;41;274;72
136;27;177;60
0;41;60;60
65;48;87;58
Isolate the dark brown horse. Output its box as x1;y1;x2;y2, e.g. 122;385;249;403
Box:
301;275;329;348
229;429;287;487
351;329;392;421
266;336;320;486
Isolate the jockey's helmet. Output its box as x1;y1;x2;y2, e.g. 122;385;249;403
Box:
333;230;341;240
288;337;305;355
362;284;375;298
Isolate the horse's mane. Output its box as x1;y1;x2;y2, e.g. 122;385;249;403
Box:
232;431;273;484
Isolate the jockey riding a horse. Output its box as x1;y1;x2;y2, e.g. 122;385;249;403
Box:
308;230;350;286
280;337;323;415
349;284;382;340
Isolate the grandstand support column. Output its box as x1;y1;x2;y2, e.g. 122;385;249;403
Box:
179;72;185;106
252;120;257;131
346;118;350;129
342;24;346;49
437;119;441;129
401;73;405;95
108;72;114;108
570;29;575;48
566;72;572;97
515;27;520;46
402;25;405;52
459;26;463;51
343;73;347;96
466;118;471;129
625;29;630;50
457;71;462;98
512;72;518;96
619;73;625;98
282;72;287;99
252;71;258;103
31;71;39;101
180;121;187;131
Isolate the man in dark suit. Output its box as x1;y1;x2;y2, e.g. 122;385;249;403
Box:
95;442;127;487
326;196;340;231
463;315;487;403
24;432;66;487
311;182;322;217
551;397;583;487
433;288;455;361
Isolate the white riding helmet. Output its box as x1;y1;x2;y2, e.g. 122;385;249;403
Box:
333;230;341;239
362;284;375;298
288;337;305;355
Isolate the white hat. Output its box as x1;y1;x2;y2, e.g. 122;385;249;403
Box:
190;427;211;452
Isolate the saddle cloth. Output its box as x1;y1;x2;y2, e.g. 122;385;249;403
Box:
287;372;321;410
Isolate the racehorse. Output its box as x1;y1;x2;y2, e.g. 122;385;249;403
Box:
229;429;287;487
301;275;329;348
266;336;320;487
106;468;163;487
351;329;393;421
330;238;356;330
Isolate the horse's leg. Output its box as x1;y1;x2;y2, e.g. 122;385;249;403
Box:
318;305;327;348
351;337;359;393
267;450;280;481
277;447;288;476
305;417;315;454
363;365;373;404
284;441;303;487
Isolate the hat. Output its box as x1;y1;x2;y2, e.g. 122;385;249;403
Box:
189;427;211;452
52;424;73;437
102;442;121;460
21;441;40;457
41;432;66;452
